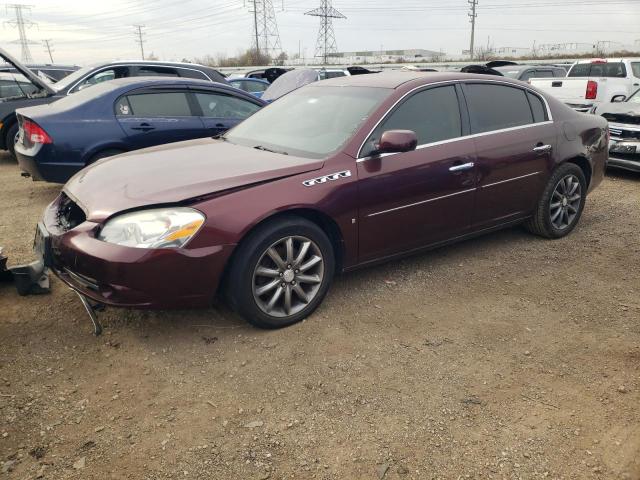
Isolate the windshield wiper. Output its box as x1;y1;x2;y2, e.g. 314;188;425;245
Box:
253;145;288;155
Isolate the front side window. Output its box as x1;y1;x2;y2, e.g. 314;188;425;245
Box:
243;81;268;93
125;92;192;117
362;85;462;157
74;67;129;92
631;62;640;79
225;86;389;159
194;92;261;118
465;84;534;134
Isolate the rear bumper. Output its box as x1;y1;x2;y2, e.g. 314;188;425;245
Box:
566;103;594;113
41;202;236;309
15;147;82;184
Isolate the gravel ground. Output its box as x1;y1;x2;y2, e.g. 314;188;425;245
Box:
0;152;639;480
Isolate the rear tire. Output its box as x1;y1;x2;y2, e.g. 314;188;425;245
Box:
6;123;19;160
226;216;335;329
525;163;587;239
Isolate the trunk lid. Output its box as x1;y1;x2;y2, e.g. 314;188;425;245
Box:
64;138;324;222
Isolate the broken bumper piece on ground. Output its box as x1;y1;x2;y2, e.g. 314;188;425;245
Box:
0;247;50;295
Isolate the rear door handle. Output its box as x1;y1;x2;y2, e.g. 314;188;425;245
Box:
449;162;475;172
533;144;552;153
131;123;155;132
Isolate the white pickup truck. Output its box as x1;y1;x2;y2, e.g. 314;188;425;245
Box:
530;58;640;112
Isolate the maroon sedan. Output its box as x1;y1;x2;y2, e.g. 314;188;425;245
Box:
36;72;608;329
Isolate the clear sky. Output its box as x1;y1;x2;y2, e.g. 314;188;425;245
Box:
0;0;638;65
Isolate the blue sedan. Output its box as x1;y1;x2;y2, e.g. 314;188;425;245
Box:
228;78;270;98
14;77;266;183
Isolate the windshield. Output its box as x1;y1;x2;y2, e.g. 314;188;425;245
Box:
225;86;390;159
51;65;94;92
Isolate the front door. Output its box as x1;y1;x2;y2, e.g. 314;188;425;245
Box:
357;84;477;263
461;83;555;229
115;89;204;149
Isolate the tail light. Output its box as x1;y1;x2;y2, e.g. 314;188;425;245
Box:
22;119;52;144
585;80;598;100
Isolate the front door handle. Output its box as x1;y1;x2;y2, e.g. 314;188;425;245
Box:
449;162;475;172
533;144;552;153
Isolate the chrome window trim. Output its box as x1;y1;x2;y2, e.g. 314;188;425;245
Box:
367;188;476;218
356;78;554;159
65;64;212;95
357;121;554;163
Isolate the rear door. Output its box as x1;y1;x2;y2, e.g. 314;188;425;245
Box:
357;84;477;262
191;89;262;136
115;87;204;148
461;82;555;229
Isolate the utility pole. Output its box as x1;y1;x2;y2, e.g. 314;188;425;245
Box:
5;4;36;63
133;25;146;60
247;0;282;64
42;39;54;63
305;0;346;65
468;0;478;61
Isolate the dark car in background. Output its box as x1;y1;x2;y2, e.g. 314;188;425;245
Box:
35;72;608;330
494;64;567;82
0;63;79;82
594;87;640;172
0;47;228;158
15;77;265;183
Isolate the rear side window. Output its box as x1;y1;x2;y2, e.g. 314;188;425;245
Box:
632;62;640;78
126;92;192;116
465;84;533;134
362;85;462;156
194;92;261;118
137;66;179;77
177;68;209;80
526;91;548;123
568;62;627;78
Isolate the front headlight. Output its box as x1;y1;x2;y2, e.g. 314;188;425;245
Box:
98;207;205;249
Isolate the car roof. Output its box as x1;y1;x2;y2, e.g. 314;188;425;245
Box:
313;71;526;89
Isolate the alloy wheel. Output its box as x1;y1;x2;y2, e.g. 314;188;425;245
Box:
549;174;582;230
252;236;325;318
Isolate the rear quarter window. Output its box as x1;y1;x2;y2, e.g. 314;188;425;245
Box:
526;91;548;123
464;84;534;134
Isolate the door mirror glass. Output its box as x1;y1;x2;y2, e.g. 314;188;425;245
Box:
612;95;627;103
376;130;418;155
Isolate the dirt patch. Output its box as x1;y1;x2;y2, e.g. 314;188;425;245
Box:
1;153;639;479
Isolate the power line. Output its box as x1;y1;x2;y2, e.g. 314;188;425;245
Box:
468;0;478;60
42;38;54;63
5;4;37;62
133;24;146;60
305;0;346;64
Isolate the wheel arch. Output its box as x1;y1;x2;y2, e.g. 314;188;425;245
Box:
83;144;129;164
563;155;592;188
1;113;18;150
216;207;345;295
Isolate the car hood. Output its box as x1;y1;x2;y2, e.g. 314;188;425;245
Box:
596;102;640;121
64;138;324;222
0;47;55;95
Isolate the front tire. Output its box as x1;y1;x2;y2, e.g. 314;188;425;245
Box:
226;216;335;329
525;163;587;239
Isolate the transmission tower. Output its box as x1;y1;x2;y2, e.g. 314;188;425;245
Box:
42;39;54;63
248;0;283;62
5;4;37;63
133;25;146;60
468;0;478;60
305;0;345;65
